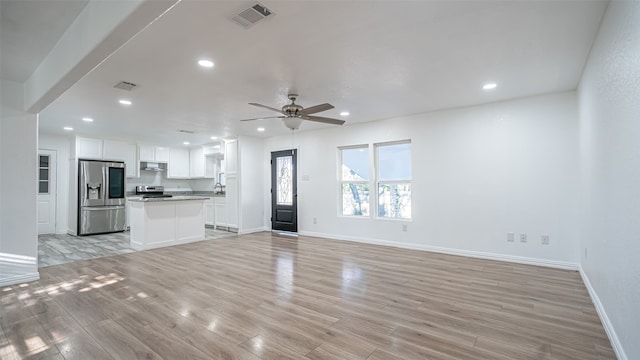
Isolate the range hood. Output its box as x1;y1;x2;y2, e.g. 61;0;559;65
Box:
140;161;167;172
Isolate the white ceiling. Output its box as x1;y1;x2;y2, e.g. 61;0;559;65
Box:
5;1;608;147
0;0;89;82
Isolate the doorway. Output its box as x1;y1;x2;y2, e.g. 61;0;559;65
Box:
271;149;297;233
37;150;57;234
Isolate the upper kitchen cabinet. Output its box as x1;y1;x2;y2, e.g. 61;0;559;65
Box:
167;147;190;178
189;147;205;178
76;137;103;159
224;139;238;175
75;137;138;178
189;145;220;179
139;145;169;163
103;140;138;178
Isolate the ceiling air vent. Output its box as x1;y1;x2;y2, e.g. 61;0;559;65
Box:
231;3;273;29
113;81;137;91
177;129;195;134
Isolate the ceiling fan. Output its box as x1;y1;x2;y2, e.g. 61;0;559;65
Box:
240;94;345;130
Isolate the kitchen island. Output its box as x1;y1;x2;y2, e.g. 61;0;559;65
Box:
128;196;209;250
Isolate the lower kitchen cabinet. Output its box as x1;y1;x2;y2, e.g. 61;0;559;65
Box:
204;198;215;226
214;197;227;229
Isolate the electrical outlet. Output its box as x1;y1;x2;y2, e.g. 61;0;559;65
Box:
541;235;550;245
402;224;408;232
313;217;317;224
520;233;527;243
507;232;515;242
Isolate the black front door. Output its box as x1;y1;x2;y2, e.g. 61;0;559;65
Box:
271;149;297;232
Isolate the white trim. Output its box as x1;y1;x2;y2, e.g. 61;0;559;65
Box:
299;230;579;270
0;272;40;287
238;226;269;235
579;266;627;360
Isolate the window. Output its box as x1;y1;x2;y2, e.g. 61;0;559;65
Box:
376;141;412;219
339;140;412;219
340;146;369;216
39;155;50;194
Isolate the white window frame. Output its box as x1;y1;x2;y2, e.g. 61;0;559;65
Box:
375;140;412;220
339;144;370;217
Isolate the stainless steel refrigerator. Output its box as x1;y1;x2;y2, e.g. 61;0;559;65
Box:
78;159;126;235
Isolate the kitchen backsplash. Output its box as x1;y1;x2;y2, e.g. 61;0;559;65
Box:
126;171;216;192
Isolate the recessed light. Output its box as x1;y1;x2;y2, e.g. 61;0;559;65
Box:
198;59;214;68
63;127;73;131
183;141;190;145
482;83;497;90
257;127;265;132
119;99;132;105
82;117;94;122
340;111;350;116
210;136;218;140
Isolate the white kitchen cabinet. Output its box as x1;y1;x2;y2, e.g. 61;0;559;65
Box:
204;198;215;226
76;137;103;159
203;143;224;156
189;147;205;178
167;147;190;178
226;175;238;231
214;197;227;229
104;140;138;178
139;145;169;163
156;147;169;162
224;139;238;175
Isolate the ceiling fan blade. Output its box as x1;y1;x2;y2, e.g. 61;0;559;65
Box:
240;116;286;122
248;103;282;113
303;115;345;125
300;103;334;115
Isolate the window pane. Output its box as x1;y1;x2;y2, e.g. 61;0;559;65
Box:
377;142;411;180
39;181;48;194
39;155;49;168
341;147;369;180
39;168;49;181
277;156;293;205
378;183;411;219
342;183;369;216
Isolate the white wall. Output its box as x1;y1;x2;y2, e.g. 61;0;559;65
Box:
238;136;266;233
264;92;580;267
0;79;39;286
38;133;71;234
577;1;640;359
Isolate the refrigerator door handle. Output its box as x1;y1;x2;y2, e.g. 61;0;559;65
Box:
82;206;125;211
102;164;108;203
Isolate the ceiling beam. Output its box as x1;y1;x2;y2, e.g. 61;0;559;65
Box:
23;0;179;113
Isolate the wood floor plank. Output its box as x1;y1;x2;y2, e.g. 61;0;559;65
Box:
0;231;616;359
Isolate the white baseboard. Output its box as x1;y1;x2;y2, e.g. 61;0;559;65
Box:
579;266;627;360
299;230;579;270
238;226;269;235
0;272;40;287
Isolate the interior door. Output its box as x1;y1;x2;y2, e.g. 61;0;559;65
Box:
271;149;297;233
37;150;57;234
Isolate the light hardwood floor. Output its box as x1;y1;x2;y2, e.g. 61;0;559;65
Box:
1;232;615;359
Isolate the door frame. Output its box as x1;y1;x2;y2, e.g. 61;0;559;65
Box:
37;149;57;235
271;148;298;233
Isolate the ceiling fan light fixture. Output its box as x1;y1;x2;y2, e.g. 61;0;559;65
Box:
283;117;303;130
